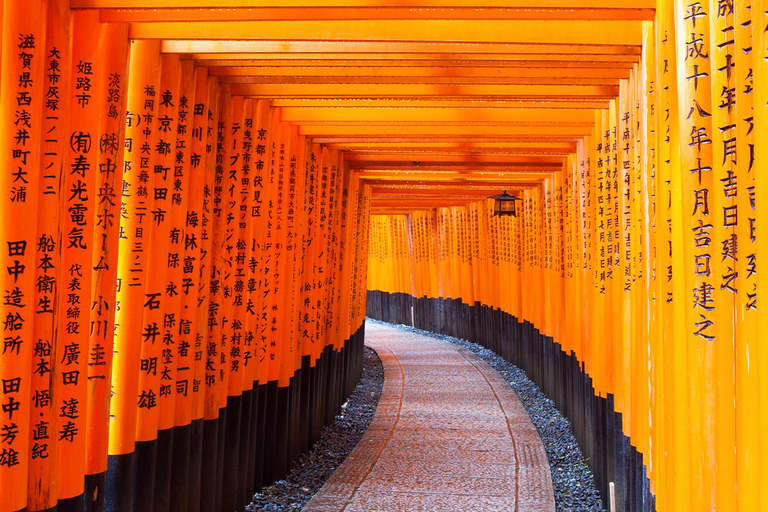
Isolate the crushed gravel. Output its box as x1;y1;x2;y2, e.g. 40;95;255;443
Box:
248;320;603;511
367;318;605;512
247;345;384;511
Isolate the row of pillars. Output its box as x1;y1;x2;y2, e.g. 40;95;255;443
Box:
0;3;371;511
367;3;768;511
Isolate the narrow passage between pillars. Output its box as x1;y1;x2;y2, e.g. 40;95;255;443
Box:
0;7;370;511
306;322;555;512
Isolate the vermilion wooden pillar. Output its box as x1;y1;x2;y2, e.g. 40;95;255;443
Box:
0;2;47;511
107;39;162;512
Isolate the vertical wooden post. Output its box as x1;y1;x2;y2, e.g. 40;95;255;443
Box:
750;2;768;508
28;1;69;509
199;82;229;512
708;2;738;508
84;20;130;512
0;2;47;511
169;63;207;512
188;75;220;512
735;1;758;509
674;2;716;508
153;54;191;512
107;39;161;512
57;11;103;510
220;94;246;512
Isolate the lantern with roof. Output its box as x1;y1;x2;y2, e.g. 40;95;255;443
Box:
489;190;522;217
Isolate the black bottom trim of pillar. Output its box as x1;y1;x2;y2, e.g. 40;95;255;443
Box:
299;355;311;456
248;385;259;496
308;360;319;447
274;383;291;478
261;381;278;485
56;495;84;512
187;419;204;512
153;428;173;512
253;382;267;491
312;349;327;444
326;350;338;425
84;471;106;512
289;369;301;464
238;387;254;508
132;438;157;512
199;417;219;512
221;394;242;512
215;407;227;511
94;327;366;512
169;422;191;512
106;451;134;512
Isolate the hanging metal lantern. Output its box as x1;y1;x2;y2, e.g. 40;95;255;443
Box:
489;190;522;217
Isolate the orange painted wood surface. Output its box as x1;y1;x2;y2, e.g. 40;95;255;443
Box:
1;2;767;511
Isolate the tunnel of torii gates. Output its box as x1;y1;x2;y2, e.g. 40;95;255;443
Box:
1;0;768;511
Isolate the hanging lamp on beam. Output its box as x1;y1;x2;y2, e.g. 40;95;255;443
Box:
489;190;523;217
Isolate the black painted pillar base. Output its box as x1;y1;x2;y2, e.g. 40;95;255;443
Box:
169;422;191;512
106;451;134;512
199;417;219;512
187;419;204;512
85;471;106;512
221;394;242;512
154;427;174;512
98;326;366;512
132;438;157;512
58;494;85;512
253;382;267;491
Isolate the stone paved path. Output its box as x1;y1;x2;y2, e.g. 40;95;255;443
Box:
305;323;556;511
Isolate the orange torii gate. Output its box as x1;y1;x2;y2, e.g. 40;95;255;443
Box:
366;4;768;512
1;1;768;512
0;4;370;512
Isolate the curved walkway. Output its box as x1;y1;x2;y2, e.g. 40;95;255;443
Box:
305;322;555;511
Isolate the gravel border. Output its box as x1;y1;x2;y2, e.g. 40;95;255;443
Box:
247;319;603;511
366;318;605;512
247;345;384;511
